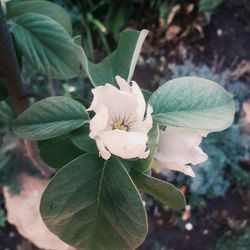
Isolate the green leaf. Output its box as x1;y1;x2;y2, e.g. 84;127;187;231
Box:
118;159;133;172
0;79;8;102
131;170;186;209
0;102;15;126
74;29;148;86
11;13;80;79
71;124;98;154
40;154;148;250
73;97;91;109
142;89;152;103
7;0;73;35
38;134;84;169
131;123;159;173
13;96;89;140
109;6;126;39
149;77;235;132
199;0;224;12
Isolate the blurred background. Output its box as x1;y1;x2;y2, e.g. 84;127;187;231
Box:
0;0;250;249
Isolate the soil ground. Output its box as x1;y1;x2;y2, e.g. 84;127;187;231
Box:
139;187;250;250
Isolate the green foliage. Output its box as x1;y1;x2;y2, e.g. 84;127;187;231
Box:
52;0;171;60
6;0;73;35
74;29;148;87
0;101;15;127
50;0;223;61
21;56;92;102
189;125;250;201
212;223;250;250
0;102;40;194
0;208;6;228
0;195;7;228
189;141;230;198
71;124;98;154
6;0;81;79
13;96;89;140
38;134;84;169
149;76;235;132
199;0;225;13
131;170;186;209
142;89;152;103
10;13;79;79
40;154;148;250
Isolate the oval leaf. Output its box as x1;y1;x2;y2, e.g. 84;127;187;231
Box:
71;124;98;154
38;134;84;169
149;77;235;131
199;0;224;13
131;170;186;209
142;89;152;103
40;154;148;250
11;13;79;79
7;0;73;35
74;29;148;86
0;102;15;126
13;96;89;140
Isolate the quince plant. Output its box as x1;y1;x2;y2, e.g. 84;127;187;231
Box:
5;1;235;249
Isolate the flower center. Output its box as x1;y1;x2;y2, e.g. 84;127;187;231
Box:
113;121;128;131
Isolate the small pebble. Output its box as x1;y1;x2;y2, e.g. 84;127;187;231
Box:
9;231;15;238
203;229;209;235
185;223;193;231
217;29;223;36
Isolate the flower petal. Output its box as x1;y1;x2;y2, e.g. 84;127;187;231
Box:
155;126;208;176
96;139;111;160
188;147;208;165
89;105;109;138
88;84;138;123
131;81;146;121
130;104;153;133
116;76;147;122
115;75;131;93
99;129;149;159
155;153;195;177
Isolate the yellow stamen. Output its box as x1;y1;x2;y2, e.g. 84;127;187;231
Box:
113;121;127;131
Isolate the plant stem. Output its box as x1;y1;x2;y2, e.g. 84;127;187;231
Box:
0;4;52;177
48;77;58;96
0;5;27;115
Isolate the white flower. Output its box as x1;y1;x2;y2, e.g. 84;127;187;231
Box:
1;0;10;12
155;126;208;177
0;0;9;5
88;76;153;160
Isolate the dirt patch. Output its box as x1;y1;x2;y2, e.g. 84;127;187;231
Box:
139;188;250;250
0;224;39;250
198;0;250;68
141;0;250;74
